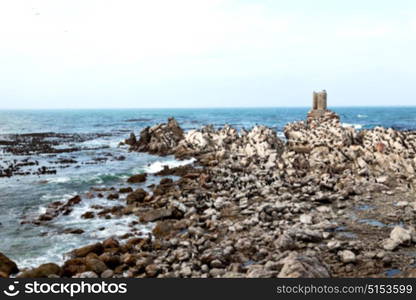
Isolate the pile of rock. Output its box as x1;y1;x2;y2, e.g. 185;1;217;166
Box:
283;110;416;193
10;107;416;278
127;118;184;155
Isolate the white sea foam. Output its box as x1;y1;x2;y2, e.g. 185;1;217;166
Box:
144;158;196;174
277;132;285;139
16;195;154;269
342;123;363;129
357;114;368;118
78;138;119;149
47;177;71;184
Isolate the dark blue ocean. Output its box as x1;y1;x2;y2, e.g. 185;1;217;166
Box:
1;107;416;268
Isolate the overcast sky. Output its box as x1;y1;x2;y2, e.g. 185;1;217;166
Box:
0;0;415;109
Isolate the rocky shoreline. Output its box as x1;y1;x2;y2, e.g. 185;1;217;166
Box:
2;108;416;278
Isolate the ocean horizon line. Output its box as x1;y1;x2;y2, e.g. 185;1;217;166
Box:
1;105;416;111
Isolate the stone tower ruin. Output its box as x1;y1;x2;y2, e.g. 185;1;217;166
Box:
309;90;328;119
312;90;327;111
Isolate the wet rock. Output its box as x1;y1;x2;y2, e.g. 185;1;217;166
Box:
127;173;147;183
129;117;184;155
63;258;87;277
63;228;84;234
71;243;104;257
102;237;119;249
81;211;95;219
0;252;19;276
119;187;133;193
99;253;121;269
86;258;107;275
125;133;137;146
107;193;119;200
126;188;148;204
17;263;62;278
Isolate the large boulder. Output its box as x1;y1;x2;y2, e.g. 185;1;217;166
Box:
86;258;107;275
126;188;148;204
140;208;176;223
383;226;413;251
127;173;147;183
130;117;184;155
71;243;104;258
17;263;61;278
0;252;19;276
278;252;330;278
62;258;87;277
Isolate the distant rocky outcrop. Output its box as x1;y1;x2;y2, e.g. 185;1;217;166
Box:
128;117;184;155
127;118;285;168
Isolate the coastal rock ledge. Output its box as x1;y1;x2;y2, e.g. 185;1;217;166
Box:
8;104;416;278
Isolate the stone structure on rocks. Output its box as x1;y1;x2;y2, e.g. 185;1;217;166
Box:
309;90;328;119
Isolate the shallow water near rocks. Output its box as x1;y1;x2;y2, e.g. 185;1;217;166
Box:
355;204;375;211
385;269;401;277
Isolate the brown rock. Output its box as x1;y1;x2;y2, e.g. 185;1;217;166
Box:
119;187;133;193
126;188;148;204
145;264;160;277
99;253;121;269
103;237;119;249
125;133;137;146
139;208;174;223
127;173;147;183
63;228;84;234
81;211;95;219
107;193;119;200
101;269;114;278
71;243;104;257
152;220;176;238
0;252;19;276
62;258;87;277
17;263;61;278
86;258;107;275
67;195;82;206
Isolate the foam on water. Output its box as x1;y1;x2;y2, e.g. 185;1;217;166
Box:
46;177;72;184
342;123;363;129
15;194;154;269
144;158;196;174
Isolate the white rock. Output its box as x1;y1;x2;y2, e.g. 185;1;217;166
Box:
327;240;341;250
383;238;399;251
396;201;409;207
338;250;356;263
390;226;411;244
300;214;313;224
